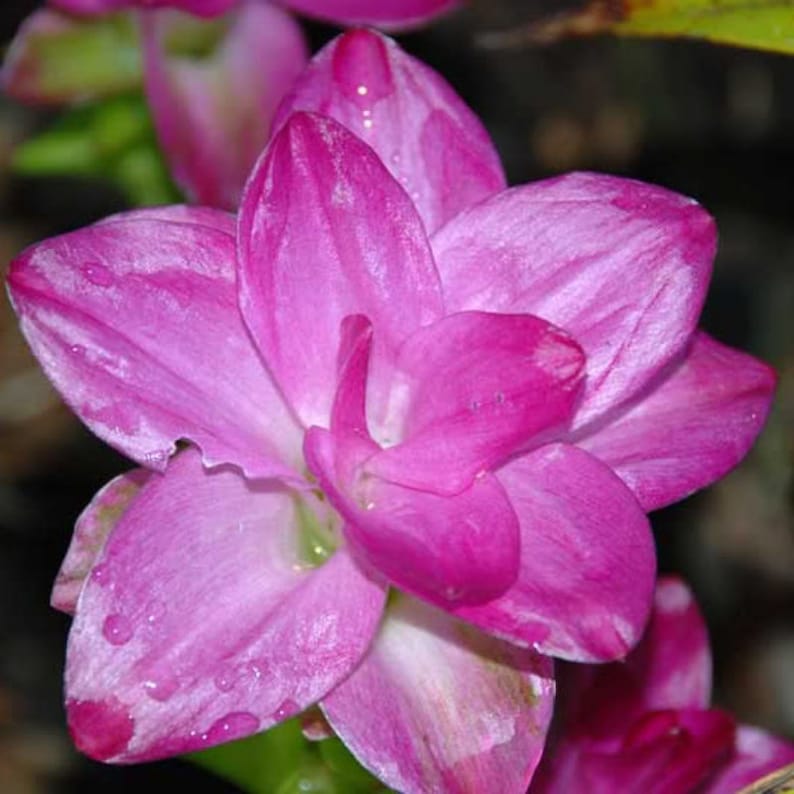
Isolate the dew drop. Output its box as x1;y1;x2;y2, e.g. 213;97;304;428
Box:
91;563;109;585
145;599;165;625
70;344;86;358
143;672;179;702
82;262;115;287
214;673;235;693
103;613;133;646
273;699;299;721
202;712;260;745
331;30;394;109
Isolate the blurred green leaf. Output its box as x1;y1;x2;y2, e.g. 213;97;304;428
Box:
4;11;142;104
12;94;180;206
186;718;394;794
484;1;794;56
188;718;311;793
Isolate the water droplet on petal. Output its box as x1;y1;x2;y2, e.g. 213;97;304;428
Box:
142;668;179;702
91;563;109;585
331;30;394;108
82;262;115;287
145;599;166;625
103;614;133;646
273;699;299;721
202;712;260;745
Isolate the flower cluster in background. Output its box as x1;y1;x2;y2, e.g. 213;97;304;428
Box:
2;3;794;793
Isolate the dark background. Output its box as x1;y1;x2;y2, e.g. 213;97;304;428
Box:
2;1;793;790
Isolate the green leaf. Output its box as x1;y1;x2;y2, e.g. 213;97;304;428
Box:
188;718;310;793
482;1;794;56
4;11;142;103
12;94;180;207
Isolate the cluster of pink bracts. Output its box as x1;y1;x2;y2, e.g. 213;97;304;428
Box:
4;2;794;792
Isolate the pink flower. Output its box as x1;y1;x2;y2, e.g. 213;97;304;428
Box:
49;0;460;26
531;577;794;794
6;30;773;794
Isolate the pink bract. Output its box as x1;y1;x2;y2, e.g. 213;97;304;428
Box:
49;0;458;25
6;30;775;794
530;577;794;794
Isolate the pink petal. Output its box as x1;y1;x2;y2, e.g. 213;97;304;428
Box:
454;443;655;662
49;0;128;13
142;2;308;210
322;594;555;794
581;709;735;794
278;0;460;29
578;332;776;511
7;213;302;479
637;577;713;710
432;172;716;429
238;112;443;428
276;29;505;234
97;204;235;233
65;447;387;762
304;427;520;608
365;310;585;495
703;726;794;794
50;0;237;15
52;469;150;615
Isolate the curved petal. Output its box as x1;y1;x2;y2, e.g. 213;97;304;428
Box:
7;214;302;479
365;311;585;494
578;332;776;511
142;2;308;210
432;172;716;430
278;0;459;29
322;594;554;794
276;29;504;234
65;448;387;762
304;427;520;609
52;469;150;615
238;112;443;428
454;443;655;662
703;726;794;794
636;577;713;711
50;0;237;15
49;0;128;13
579;709;735;794
97;204;235;233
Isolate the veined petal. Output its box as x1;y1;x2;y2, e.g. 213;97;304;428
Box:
321;594;554;794
97;203;235;233
432;172;715;429
277;0;460;29
580;710;735;794
578;332;776;511
552;576;712;752
365;311;585;494
65;448;387;762
454;443;655;662
52;469;150;615
276;29;504;234
304;427;520;608
7;214;302;479
238;112;443;428
703;726;794;794
142;2;308;210
635;577;713;711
